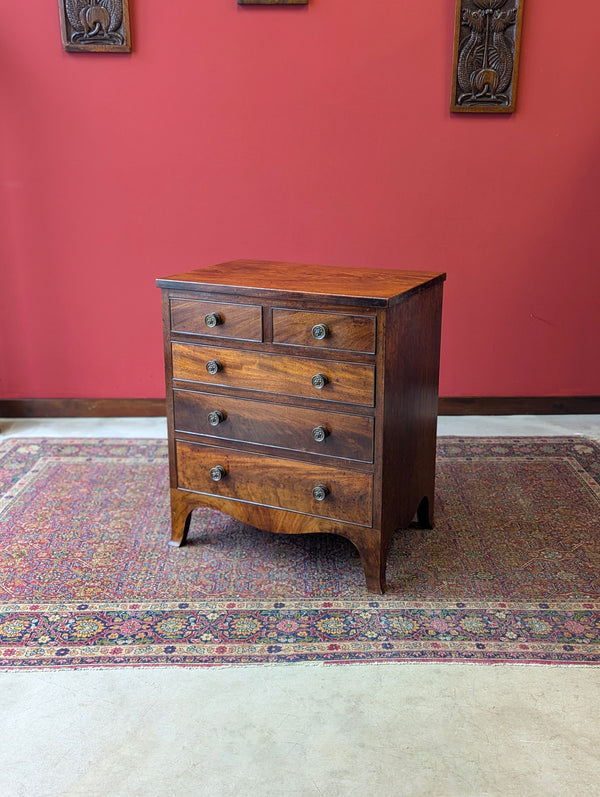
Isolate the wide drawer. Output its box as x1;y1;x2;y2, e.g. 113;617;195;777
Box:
272;309;376;353
173;389;374;462
176;440;373;527
170;298;262;342
171;343;375;406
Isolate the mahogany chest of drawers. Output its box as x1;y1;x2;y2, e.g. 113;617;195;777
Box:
157;259;445;593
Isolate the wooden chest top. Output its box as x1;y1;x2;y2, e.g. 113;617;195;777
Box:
156;259;446;307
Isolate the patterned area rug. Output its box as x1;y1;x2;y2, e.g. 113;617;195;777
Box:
0;436;599;668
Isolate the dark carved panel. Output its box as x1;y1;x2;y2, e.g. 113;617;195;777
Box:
451;0;524;113
58;0;131;53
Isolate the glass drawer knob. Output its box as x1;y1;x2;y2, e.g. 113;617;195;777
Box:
312;323;329;340
205;312;223;328
206;360;222;375
312;426;329;443
208;410;225;427
312;484;330;502
210;465;226;482
311;373;329;390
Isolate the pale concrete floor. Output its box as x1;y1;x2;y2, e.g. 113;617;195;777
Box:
2;414;600;441
1;415;599;797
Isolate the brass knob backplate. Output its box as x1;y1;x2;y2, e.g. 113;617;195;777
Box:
311;373;329;390
312;426;329;443
312;323;329;340
205;312;223;328
210;465;226;482
208;410;225;427
312;484;330;502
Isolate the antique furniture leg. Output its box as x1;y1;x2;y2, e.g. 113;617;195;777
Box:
168;488;196;547
416;495;434;529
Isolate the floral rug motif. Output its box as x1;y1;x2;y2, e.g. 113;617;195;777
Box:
0;437;599;668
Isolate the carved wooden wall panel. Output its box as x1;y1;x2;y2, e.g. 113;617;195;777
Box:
58;0;131;53
451;0;524;113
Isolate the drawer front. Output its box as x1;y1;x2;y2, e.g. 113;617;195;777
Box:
173;389;374;462
272;309;376;353
176;440;373;527
172;343;375;406
170;298;262;342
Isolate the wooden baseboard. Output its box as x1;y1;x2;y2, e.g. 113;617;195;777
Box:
439;396;600;416
0;399;167;418
0;396;599;418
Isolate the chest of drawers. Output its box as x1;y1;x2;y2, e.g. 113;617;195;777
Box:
157;259;445;593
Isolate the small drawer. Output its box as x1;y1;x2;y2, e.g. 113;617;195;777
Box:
172;343;375;406
170;298;262;342
173;389;375;462
272;309;376;353
176;440;373;527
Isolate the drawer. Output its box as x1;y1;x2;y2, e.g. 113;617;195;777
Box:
176;440;373;527
173;389;374;462
272;309;376;353
172;343;375;406
170;298;262;342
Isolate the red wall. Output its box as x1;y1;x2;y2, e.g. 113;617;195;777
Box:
2;1;599;400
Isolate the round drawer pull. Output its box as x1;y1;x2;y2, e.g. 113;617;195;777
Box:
208;410;226;427
206;359;222;375
209;465;227;482
312;484;330;502
204;312;223;328
311;373;329;390
312;323;329;340
312;426;329;443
